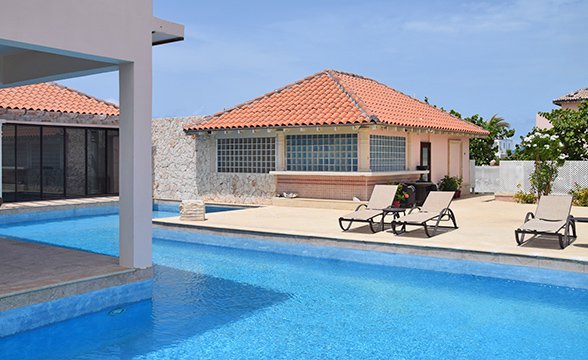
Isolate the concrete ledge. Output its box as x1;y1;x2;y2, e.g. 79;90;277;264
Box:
272;197;366;210
0;267;153;312
0;198;118;217
0;279;153;337
495;193;515;202
153;219;588;281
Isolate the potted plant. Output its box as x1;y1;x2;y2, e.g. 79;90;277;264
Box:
393;184;410;207
437;176;463;198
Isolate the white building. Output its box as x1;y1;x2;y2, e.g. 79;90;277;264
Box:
494;138;515;158
0;0;183;269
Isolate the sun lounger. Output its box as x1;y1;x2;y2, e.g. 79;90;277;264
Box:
515;195;577;249
390;191;457;237
338;185;398;233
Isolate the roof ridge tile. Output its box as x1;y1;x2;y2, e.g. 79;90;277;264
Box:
324;70;375;123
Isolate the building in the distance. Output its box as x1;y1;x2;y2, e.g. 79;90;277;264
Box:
494;138;515;159
0;83;119;203
153;70;488;204
536;87;588;129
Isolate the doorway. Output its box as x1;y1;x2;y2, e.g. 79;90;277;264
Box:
420;142;431;182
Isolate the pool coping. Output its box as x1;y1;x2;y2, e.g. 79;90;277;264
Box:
152;218;588;275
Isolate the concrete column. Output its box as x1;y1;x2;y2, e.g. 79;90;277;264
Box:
118;58;152;269
0;120;3;203
358;128;370;172
276;131;286;171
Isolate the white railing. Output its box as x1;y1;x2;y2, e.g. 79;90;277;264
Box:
472;160;588;194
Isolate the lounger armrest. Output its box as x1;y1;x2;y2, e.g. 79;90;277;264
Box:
524;212;535;222
408;206;420;214
438;207;450;218
355;203;368;211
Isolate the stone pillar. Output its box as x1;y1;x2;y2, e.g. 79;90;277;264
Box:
276;131;286;171
118;57;152;269
180;199;206;221
358;127;370;172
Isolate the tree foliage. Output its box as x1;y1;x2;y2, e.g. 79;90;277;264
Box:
539;101;588;160
513;129;566;196
422;97;515;165
465;114;515;165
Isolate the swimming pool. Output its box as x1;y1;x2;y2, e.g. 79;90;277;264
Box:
1;209;588;359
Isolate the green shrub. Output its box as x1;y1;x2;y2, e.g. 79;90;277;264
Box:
513;184;537;204
394;184;410;202
438;176;463;191
570;184;588;207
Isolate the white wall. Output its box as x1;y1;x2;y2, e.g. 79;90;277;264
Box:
0;0;183;269
473;161;588;194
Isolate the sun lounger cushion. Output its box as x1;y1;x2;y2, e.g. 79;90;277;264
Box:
519;218;566;233
340;209;384;221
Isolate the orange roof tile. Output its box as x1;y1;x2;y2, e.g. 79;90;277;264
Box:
0;82;119;116
186;70;488;136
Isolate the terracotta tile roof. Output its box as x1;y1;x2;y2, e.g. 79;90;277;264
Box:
553;88;588;105
0;82;119;116
186;70;488;136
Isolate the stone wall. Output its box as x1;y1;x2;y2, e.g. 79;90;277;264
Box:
193;133;276;204
151;120;276;204
0;107;118;126
152;117;200;201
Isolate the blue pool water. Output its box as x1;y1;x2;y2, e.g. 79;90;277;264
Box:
1;209;588;359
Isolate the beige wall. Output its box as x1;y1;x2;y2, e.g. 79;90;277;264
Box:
536;113;553;130
406;132;471;192
560;102;581;110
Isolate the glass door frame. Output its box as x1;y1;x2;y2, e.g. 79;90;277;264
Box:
420;142;432;182
1;122;119;202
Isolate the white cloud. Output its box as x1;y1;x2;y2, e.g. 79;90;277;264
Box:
402;0;581;34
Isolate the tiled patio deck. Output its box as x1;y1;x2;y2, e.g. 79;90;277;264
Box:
0;238;151;312
154;195;588;273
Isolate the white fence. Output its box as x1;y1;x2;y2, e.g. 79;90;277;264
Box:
472;160;588;194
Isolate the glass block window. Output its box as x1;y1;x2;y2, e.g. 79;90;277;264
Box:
286;134;358;172
370;135;406;171
217;137;276;173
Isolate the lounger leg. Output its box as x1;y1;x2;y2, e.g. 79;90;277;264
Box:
559;233;567;249
515;230;525;245
391;222;405;235
447;209;458;229
339;218;353;231
368;220;378;233
423;223;431;237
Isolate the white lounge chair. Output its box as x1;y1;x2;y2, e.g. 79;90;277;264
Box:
338;185;398;233
515;195;577;249
390;191;457;237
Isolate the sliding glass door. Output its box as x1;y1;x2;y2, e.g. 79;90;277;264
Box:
42;127;65;199
16;125;41;201
1;124;119;202
65;128;86;197
1;124;16;202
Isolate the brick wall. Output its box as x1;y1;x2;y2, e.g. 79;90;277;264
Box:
276;174;421;201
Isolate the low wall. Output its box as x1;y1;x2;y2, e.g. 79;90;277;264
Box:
276;173;421;201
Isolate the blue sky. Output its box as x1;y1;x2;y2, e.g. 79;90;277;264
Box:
62;0;588;137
